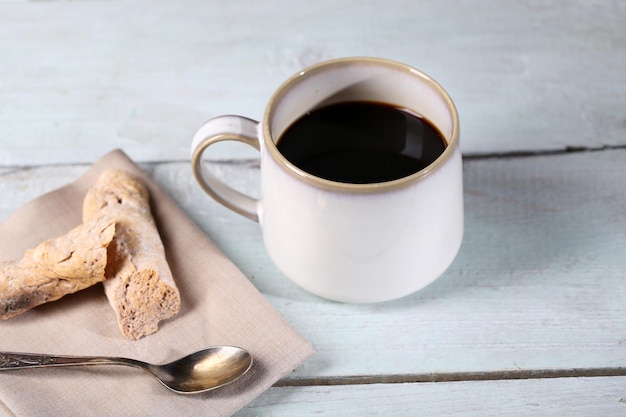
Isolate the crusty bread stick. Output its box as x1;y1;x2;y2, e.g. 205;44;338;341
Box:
0;217;115;320
83;169;180;340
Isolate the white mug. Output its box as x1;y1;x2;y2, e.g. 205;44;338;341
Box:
191;57;463;303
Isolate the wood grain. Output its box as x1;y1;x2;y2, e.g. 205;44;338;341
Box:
1;149;624;380
0;0;625;165
1;1;624;414
172;150;626;379
235;376;626;416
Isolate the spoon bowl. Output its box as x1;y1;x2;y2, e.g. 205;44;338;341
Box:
151;347;253;393
0;346;253;394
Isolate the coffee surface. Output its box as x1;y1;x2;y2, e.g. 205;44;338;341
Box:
276;101;446;184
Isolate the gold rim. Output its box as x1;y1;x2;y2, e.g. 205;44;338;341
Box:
262;57;460;193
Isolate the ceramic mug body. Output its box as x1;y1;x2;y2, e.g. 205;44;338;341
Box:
192;57;463;303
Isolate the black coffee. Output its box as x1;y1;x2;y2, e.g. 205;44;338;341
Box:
276;101;447;184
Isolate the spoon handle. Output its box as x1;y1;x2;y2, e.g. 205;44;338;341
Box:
0;352;140;369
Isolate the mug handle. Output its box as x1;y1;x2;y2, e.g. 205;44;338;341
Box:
191;115;261;222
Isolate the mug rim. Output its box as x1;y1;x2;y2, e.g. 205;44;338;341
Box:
262;56;460;193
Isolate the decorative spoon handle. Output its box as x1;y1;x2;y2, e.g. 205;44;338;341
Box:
0;352;138;369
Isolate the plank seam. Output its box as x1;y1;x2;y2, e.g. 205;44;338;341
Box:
463;144;626;160
2;144;626;170
275;367;626;387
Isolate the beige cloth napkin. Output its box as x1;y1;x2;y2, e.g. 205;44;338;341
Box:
0;150;314;417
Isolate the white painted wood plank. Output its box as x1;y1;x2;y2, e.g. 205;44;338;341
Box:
234;376;626;417
170;149;626;378
1;0;625;165
0;149;624;380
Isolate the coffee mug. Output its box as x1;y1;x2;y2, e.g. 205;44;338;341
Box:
191;57;463;303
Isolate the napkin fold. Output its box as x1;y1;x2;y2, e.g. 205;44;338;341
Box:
0;150;314;417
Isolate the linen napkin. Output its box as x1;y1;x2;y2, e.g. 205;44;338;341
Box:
0;149;314;417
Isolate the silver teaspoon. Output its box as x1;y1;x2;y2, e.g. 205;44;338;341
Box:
0;346;252;394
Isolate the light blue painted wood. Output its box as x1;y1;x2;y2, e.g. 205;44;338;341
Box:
169;149;626;378
1;0;625;414
0;0;625;165
235;376;626;416
0;149;625;382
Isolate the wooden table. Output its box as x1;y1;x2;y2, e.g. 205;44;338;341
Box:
1;1;625;415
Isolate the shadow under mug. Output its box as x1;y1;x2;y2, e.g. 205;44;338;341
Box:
191;57;463;303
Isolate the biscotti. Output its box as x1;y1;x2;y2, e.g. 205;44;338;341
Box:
83;169;181;340
0;217;115;320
